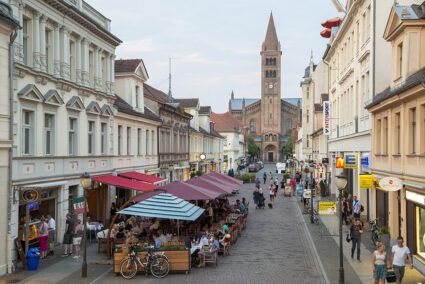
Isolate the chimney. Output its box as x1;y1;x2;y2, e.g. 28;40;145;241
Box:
210;121;215;133
228;100;231;113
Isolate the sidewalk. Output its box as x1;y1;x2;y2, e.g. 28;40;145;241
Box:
315;197;424;283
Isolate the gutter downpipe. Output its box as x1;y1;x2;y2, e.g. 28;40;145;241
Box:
372;0;376;99
8;27;19;273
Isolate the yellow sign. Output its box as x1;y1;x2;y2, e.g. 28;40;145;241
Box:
318;202;337;215
287;169;291;173
344;153;358;169
359;174;373;188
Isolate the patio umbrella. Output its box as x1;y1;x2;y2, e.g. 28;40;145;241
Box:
203;174;239;193
186;176;232;195
164;181;220;200
208;171;243;186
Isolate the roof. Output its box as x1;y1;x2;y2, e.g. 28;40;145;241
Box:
118;172;166;184
300;78;312;86
92;175;159;192
210;130;225;139
211;112;244;132
199;106;211;115
118;193;205;221
263;12;279;51
115;59;147;75
393;4;421;20
0;2;20;28
143;83;169;103
173;98;199;108
303;65;317;78
321;93;329;101
230;98;260;110
366;66;425;109
113;95;161;122
282;98;302;108
314;103;323;112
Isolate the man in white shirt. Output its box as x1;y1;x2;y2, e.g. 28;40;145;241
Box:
46;214;56;256
390;236;413;284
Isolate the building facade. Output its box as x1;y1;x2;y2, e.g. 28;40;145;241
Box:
229;13;301;163
366;1;425;274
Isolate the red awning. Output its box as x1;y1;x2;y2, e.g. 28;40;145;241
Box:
321;17;341;28
204;174;239;191
118;172;166;184
163;181;221;200
208;172;243;186
320;28;332;38
92;175;159;191
186;177;231;195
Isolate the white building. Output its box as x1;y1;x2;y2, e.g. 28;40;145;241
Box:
7;0;120;273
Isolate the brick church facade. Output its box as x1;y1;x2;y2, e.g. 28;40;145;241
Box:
229;13;302;163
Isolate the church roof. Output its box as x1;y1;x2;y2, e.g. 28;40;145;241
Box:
282;98;302;108
263;12;279;51
230;99;260;110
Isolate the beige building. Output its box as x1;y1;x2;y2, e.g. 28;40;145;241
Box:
0;1;20;275
366;1;425;273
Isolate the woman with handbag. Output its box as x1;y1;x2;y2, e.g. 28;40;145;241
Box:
38;217;49;259
372;242;389;283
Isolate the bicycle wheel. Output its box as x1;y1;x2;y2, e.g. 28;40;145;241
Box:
150;255;169;278
119;257;138;279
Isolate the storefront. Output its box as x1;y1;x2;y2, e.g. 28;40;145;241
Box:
406;189;425;260
375;185;389;228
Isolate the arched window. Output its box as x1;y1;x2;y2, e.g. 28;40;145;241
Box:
273;70;276;77
265;71;269;78
265;135;269;142
273;58;276;65
250;120;256;133
273;135;277;141
286;119;292;135
266;58;269;65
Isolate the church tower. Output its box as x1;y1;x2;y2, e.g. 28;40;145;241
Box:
260;12;282;162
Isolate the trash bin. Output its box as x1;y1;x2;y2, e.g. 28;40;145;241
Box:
26;248;40;271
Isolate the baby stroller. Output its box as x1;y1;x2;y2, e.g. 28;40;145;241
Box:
258;196;265;209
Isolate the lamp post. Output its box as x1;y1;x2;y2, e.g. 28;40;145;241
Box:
335;173;348;284
168;162;174;182
309;163;315;224
80;172;91;278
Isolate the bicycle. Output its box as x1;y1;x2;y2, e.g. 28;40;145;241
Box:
119;244;170;279
311;209;320;224
369;218;381;246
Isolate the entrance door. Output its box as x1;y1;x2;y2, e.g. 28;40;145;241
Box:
376;189;388;228
268;152;274;163
406;201;415;253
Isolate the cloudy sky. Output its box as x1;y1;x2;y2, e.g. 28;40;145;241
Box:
86;0;344;113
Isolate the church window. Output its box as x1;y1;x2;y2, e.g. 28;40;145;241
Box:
265;71;269;78
286;119;292;135
270;98;272;104
273;70;276;78
269;113;272;119
266;58;269;65
272;135;277;142
273;58;276;65
265;135;269;142
250;120;256;133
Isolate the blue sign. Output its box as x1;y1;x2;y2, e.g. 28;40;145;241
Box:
361;157;369;167
296;184;303;195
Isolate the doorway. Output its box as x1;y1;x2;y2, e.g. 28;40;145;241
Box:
268;152;274;163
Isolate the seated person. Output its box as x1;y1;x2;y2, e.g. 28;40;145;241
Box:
131;225;141;235
199;233;209;247
149;219;160;231
158;230;167;245
219;229;231;246
115;227;126;243
198;234;220;267
153;233;161;249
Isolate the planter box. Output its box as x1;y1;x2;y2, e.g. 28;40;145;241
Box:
113;247;190;273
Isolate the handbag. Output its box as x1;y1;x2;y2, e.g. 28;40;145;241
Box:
346;233;351;243
386;270;396;283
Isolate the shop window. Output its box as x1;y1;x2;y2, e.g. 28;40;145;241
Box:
44;114;54;155
416;207;425;258
22;110;34;155
101;122;107;155
68;117;78;155
88;121;95;155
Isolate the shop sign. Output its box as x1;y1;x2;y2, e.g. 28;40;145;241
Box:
318;202;337;215
303;189;311;199
379;177;403;192
359;175;373;188
361;157;369;168
323;101;330;135
406;191;425;206
296;184;303;195
21;189;39;203
336;157;344;168
72;197;87;215
322;158;329;164
344;153;358;169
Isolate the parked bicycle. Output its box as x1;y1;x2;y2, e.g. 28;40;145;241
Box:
369;218;381;246
119;244;170;279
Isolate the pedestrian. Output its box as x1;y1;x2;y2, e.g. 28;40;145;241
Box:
263;172;267;184
353;196;361;219
253;188;260;209
349;218;363;262
269;185;275;204
269;172;273;180
110;202;117;223
255;177;260;189
38;217;49;259
341;197;349;225
62;213;74;257
390;236;413;284
372;242;388;284
46;214;55;256
72;219;83;259
347;194;353;224
291;178;296;195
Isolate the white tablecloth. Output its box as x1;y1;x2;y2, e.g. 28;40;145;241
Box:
190;244;202;254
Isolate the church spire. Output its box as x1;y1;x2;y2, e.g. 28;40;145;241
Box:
264;11;279;51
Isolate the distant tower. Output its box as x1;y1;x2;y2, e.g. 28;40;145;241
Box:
260;11;282;134
167;57;173;103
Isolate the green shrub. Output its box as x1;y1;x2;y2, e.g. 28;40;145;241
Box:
283;173;290;181
235;174;242;180
343;189;348;198
379;227;389;234
160;245;185;250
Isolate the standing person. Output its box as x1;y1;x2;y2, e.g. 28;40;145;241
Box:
347;194;353;224
269;186;275;204
353;196;361;219
372;242;388;284
46;214;55;256
255;178;260;189
72;219;83;259
62;213;74;257
348;218;363;262
263;172;267;184
269;172;273;180
390;236;413;284
38;217;49;259
291;178;296;196
253;188;260;209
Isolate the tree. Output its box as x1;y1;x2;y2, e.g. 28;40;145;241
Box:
283;136;293;157
247;134;259;157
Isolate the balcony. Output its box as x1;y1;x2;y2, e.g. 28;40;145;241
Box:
159;152;189;164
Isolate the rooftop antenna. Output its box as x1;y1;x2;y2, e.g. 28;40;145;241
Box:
167;57;172;103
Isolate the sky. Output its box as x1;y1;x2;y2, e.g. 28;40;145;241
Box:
86;0;344;113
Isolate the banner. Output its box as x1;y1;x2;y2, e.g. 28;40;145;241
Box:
319;202;337;215
303;189;311;199
323;101;330;135
344;153;358;169
359;174;373;188
72;197;87;215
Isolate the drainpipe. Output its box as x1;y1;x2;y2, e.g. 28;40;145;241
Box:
372;0;376;98
157;125;160;174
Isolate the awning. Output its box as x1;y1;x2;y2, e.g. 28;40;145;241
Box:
208;171;243;186
187;176;232;194
203;174;239;192
118;193;205;221
163;181;221;200
132;190;165;203
92;175;159;191
118;172;166;184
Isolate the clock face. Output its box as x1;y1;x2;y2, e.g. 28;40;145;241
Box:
268;84;273;89
200;154;206;160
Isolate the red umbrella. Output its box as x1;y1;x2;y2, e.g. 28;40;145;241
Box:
320;28;332;38
321;17;342;28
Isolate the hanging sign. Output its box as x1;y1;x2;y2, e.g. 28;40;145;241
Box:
359;174;373;188
379;177;403;192
361;157;369;168
72;197;87;215
323;101;330;135
336;157;344;168
344;153;358;169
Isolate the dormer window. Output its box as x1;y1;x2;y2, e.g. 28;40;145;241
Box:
135;85;140;108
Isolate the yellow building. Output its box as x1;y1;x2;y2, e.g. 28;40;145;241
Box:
366;2;425;273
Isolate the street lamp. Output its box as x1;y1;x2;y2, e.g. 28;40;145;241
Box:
80;172;91;278
168;162;174;182
309;163;315;224
335;173;348;284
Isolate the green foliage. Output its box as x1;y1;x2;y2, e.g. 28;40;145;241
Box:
247;134;259;157
283;173;290;181
190;172;196;179
195;170;202;176
319;180;326;190
235;173;256;183
160;245;186;250
283;136;293;156
379;227;389;235
343;189;348;198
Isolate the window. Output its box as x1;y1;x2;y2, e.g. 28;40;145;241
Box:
383;117;388;154
69;41;75;81
88;121;95;155
395;113;400;154
422;104;425;153
45;30;51;72
135;85;140;108
273;58;276;65
356;21;359;53
146;130;150;155
266;58;269;65
101;122;107;155
286;119;292;135
118;125;122;155
89;51;94;87
22;110;34;155
269;113;272;120
396;43;403;79
306;87;310;99
152;130;155;154
127;127;131;155
410;108;416;154
44;114;54;155
415;206;425;258
250;120;256;133
307;109;309;123
376;119;381;154
265;70;269;78
23;19;28;65
137;128;142;155
272;70;276;78
69;118;77;155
